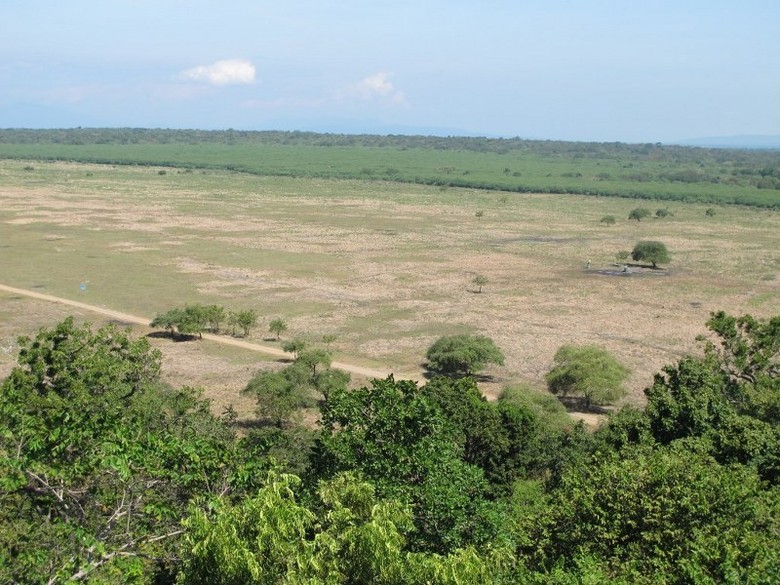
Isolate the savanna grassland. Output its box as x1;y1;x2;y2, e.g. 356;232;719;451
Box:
2;152;779;415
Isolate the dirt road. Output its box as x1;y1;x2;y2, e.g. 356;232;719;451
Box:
0;283;397;380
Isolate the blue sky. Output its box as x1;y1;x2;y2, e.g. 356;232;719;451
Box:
1;0;778;142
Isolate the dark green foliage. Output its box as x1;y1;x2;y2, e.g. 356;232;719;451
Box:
313;376;502;553
705;207;717;216
546;344;629;409
631;240;670;268
426;334;505;376
628;207;651;221
532;446;780;582
655;207;672;218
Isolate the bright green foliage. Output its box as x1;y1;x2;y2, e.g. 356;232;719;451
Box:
546;344;629;409
314;376;502;553
533;446;780;582
631;240;670;268
178;471;512;585
615;249;630;262
269;317;288;339
425;334;505;376
0;318;253;583
628;207;651;221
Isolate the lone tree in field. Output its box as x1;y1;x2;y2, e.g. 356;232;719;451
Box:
600;215;616;226
472;274;488;293
269;318;288;340
628;207;651;222
426;334;505;376
282;337;307;359
631;240;670;268
546;344;629;410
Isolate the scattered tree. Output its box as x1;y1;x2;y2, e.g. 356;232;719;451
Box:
426;334;505;376
321;333;337;351
546;344;630;409
472;274;488;293
655;208;673;218
296;348;332;376
269;317;288;340
616;250;630;262
631;240;670;268
600;215;616;225
628;207;651;221
475;210;484;219
282;337;307;359
229;309;258;337
706;207;717;216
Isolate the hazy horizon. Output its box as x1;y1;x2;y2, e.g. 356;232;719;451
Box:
2;1;778;144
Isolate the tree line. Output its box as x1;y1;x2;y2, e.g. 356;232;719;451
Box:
1;311;780;582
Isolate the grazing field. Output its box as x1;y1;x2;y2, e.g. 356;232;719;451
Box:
1;158;779;416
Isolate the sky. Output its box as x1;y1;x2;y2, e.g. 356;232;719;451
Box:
1;0;779;143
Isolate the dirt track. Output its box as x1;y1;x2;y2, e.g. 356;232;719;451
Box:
0;283;396;380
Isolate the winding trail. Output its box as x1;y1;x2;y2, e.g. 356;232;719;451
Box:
0;283;398;380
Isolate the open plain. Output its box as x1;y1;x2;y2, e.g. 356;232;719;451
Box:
2;159;779;418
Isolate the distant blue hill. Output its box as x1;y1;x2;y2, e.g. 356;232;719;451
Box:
672;135;780;150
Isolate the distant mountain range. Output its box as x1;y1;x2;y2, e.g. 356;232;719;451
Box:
671;135;780;150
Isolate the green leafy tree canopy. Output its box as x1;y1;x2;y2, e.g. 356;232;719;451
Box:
426;334;505;376
631;240;670;268
546;344;629;409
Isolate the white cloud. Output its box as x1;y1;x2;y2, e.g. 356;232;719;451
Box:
180;59;256;86
343;72;407;105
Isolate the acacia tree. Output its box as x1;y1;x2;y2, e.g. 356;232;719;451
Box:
472;274;488;293
269;318;288;340
631;240;670;268
426;334;505;376
546;344;629;409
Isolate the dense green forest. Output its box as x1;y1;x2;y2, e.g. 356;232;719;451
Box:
2;312;779;583
1;128;780;207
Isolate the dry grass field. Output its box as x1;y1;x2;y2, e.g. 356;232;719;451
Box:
2;159;779;420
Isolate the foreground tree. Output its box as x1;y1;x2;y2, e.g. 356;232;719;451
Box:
546;344;629;409
313;376;502;553
631;240;670;268
426;334;505;376
179;471;511;585
0;318;250;582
